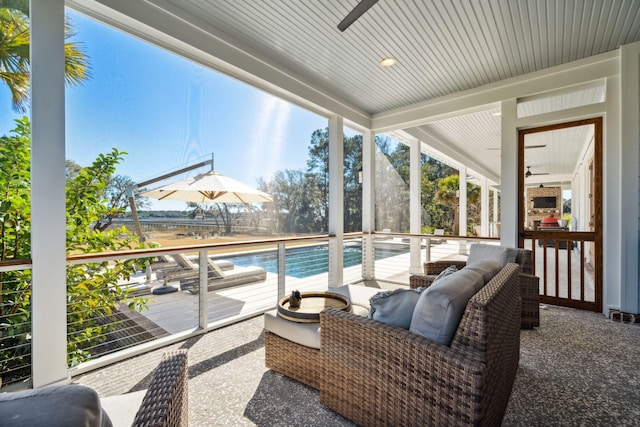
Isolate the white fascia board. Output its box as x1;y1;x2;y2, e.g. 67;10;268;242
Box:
372;50;620;133
67;0;371;129
515;102;607;129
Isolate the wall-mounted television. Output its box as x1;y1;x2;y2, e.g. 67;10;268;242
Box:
532;196;557;209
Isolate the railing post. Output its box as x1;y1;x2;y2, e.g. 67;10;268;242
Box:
198;250;208;329
277;242;286;300
424;237;431;262
362;233;374;280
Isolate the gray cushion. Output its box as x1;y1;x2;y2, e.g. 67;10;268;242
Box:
433;265;458;284
464;260;502;283
330;284;382;309
409;269;484;346
367;288;425;329
467;244;518;266
0;384;112;427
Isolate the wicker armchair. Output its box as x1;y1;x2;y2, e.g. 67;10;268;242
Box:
320;263;522;426
409;248;539;329
132;349;189;427
0;350;188;427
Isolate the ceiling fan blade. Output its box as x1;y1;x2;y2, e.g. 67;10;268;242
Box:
338;0;380;32
487;144;546;151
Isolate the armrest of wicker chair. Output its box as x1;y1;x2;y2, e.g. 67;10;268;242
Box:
409;259;468;289
319;309;485;426
132;349;189;427
519;273;540;328
424;259;468;275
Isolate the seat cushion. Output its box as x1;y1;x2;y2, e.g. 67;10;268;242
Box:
367;288;425;329
409;269;484;346
330;284;382;309
463;260;502;283
100;390;146;427
264;309;321;349
467;243;518;266
0;384;112;427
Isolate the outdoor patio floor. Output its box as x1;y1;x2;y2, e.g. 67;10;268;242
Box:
75;300;640;426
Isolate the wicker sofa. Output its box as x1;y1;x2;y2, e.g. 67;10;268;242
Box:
409;246;540;329
320;263;522;427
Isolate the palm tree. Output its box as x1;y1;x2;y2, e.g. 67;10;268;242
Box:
0;1;89;112
435;175;481;235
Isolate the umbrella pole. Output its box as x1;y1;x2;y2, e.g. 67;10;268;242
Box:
129;195;146;241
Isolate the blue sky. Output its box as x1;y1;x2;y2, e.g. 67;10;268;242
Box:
1;10;338;210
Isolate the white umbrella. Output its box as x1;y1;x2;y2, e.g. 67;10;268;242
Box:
141;170;272;204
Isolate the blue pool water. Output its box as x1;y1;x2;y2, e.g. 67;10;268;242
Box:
221;244;408;279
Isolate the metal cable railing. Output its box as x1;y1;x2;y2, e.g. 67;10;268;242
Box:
1;232;502;387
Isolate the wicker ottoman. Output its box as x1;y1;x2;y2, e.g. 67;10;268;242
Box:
264;285;378;389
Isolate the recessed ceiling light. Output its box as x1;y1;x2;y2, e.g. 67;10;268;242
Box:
492;111;502;116
380;57;397;67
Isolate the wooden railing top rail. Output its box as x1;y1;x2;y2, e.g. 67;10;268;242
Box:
67;234;342;264
371;231;499;241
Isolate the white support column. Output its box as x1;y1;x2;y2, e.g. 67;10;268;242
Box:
328;116;344;288
493;189;499;236
618;42;639;314
500;99;518;247
458;166;468;254
409;139;422;274
480;176;489;237
361;130;375;280
30;0;69;387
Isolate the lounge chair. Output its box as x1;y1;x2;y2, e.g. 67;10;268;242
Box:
431;228;446;244
159;253;266;292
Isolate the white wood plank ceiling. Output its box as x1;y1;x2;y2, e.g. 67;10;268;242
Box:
156;0;640;114
83;0;640;184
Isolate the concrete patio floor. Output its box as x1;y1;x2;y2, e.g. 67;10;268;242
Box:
74;301;640;426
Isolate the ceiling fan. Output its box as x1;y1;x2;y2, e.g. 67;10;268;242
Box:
525;166;549;178
486;144;547;151
338;0;380;32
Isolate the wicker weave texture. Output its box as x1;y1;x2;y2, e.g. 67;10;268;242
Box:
320;264;522;427
265;332;322;389
132;349;189;427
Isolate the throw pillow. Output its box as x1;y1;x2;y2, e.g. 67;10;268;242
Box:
368;288;425;329
467;243;518;266
463;260;502;284
432;265;458;284
409;269;484;346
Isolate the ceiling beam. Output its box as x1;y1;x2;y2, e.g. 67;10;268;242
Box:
372;50;619;133
401;127;501;184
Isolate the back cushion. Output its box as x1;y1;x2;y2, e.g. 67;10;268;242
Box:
464;260;502;284
409;269;484;346
432;265;458;284
368;288;425;329
467;244;518;266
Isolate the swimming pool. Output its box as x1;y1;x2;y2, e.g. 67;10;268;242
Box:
221;243;409;279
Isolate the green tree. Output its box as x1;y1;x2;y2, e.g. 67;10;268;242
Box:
0;117;151;385
0;1;89;111
434;175;481;235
